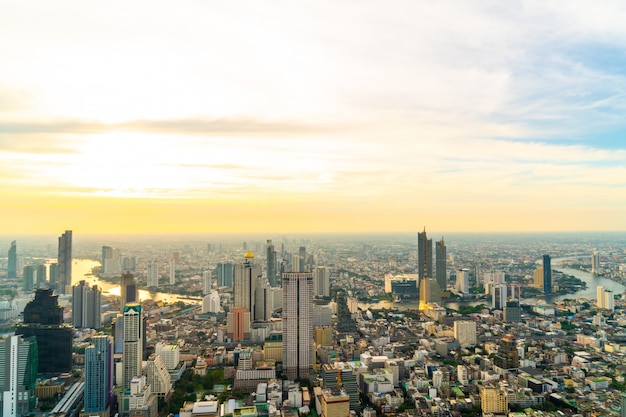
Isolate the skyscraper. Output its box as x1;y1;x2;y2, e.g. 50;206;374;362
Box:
72;280;102;329
123;303;143;390
0;335;38;417
57;230;72;294
15;289;73;374
282;272;313;379
120;272;138;313
313;266;331;297
202;270;212;295
169;259;176;285
591;251;601;273
7;241;17;279
233;253;261;317
35;264;46;287
84;335;113;414
543;254;552;294
101;246;121;275
266;240;277;287
435;237;446;291
298;247;307;272
147;261;158;288
48;263;58;286
22;266;34;291
217;262;234;287
418;227;432;279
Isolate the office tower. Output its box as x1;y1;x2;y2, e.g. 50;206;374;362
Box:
435;237;446;291
7;241;17;279
493;334;519;371
313;266;331;297
533;266;544;288
480;385;508;414
0;335;38;417
419;278;442;309
454;321;477;348
233;253;261;317
254;277;272;322
336;290;357;334
605;290;615;311
48;263;59;286
22;266;34;291
298;247;307;272
169;259;176;285
217;262;234;288
543;255;552;294
282;272;313;379
35;264;46;287
456;268;469;295
492;284;507;310
101;246;122;275
57;230;72;294
291;254;301;274
122;256;137;272
123;303;143;390
592;251;601;273
72;280;102;329
504;300;521;323
146;354;171;400
84;335;113;414
418;227;433;280
266;240;277;287
226;308;250;342
120;272;138;312
202;270;211;295
15;289;73;374
147;261;158;288
597;286;605;309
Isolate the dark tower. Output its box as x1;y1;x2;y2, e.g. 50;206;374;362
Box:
15;289;73;374
543;254;552;294
120;272;138;312
57;230;72;294
418;227;433;279
435;237;446;291
266;240;277;287
7;240;17;279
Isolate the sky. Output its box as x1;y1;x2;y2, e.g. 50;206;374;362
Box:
1;1;626;235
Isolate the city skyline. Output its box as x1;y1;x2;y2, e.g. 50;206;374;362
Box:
1;2;626;235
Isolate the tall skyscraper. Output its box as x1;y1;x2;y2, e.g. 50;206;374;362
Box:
48;263;59;286
282;272;313;379
298;247;307;272
0;335;38;417
84;335;113;414
435;237;446;291
591;251;601;273
146;353;171;400
120;272;138;313
35;264;46;287
418;227;433;279
101;246;122;275
72;280;102;329
169;259;176;285
22;266;34;291
123;303;143;390
15;289;73;374
533;266;544;288
313;266;331;297
202;270;211;295
233;253;261;317
456;268;469;295
57;230;72;294
543;254;552;294
7;241;17;279
217;262;234;288
147;261;159;288
266;240;277;287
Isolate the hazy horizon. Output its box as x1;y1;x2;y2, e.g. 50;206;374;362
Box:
2;2;625;234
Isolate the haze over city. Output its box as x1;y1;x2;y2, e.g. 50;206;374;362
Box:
2;1;626;235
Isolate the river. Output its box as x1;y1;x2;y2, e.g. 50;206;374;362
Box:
68;259;201;305
358;256;626;311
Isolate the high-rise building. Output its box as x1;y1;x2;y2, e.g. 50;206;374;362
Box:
419;278;442;310
22;266;34;291
543;255;552;294
35;264;46;287
48;263;59;286
493;334;519;371
57;230;72;294
282;272;313;379
120;272;138;313
298;247;307;272
533;266;544;288
169;259;176;285
7;240;17;279
202;270;211;295
15;289;73;374
0;335;38;417
123;303;143;390
254;277;272;322
418;227;433;279
435;237;446;291
233;253;261;318
266;240;277;287
492;283;507;310
453;321;477;348
226;308;250;342
146;354;171;400
217;262;234;288
480;385;508;414
72;280;102;329
592;251;601;273
147;261;159;288
84;335;113;415
313;266;331;297
101;246;122;275
504;300;521;323
336;290;357;334
456;268;469;295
